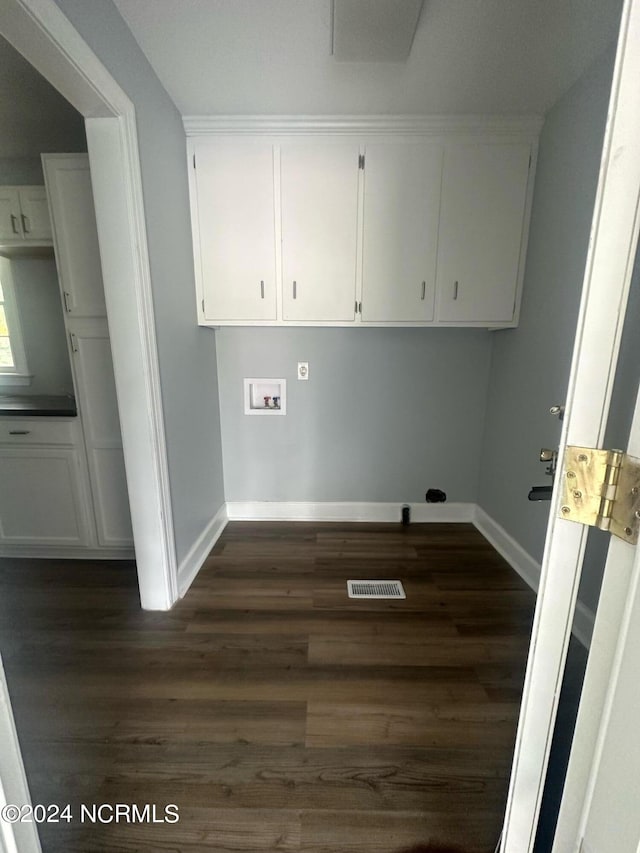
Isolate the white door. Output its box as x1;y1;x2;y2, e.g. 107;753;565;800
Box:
18;187;51;240
0;188;20;241
361;143;442;322
69;318;133;547
436;143;531;324
191;140;277;321
572;489;640;852
42;154;107;317
281;142;359;322
501;0;640;848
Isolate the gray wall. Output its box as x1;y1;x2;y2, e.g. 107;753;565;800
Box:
53;0;225;563
477;48;616;564
2;257;74;397
0;158;45;185
217;327;493;503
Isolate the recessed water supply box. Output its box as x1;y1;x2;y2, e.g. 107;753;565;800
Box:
243;378;287;415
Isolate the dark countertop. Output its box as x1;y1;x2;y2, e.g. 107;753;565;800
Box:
0;394;77;417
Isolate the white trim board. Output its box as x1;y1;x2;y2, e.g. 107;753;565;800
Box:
473;505;595;648
184;115;544;137
178;504;228;598
225;501;475;523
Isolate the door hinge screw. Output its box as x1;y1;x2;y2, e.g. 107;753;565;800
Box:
578;454;588;462
632;487;639;496
573;490;583;499
561;506;571;515
567;471;576;479
625;527;633;536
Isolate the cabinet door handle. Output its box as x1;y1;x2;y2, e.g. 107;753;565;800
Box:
9;430;30;435
293;281;297;300
21;213;30;234
10;214;19;234
421;281;426;301
260;280;265;299
453;281;459;300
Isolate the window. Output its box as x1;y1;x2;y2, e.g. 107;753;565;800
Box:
0;258;31;386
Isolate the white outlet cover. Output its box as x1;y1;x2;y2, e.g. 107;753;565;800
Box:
298;362;309;380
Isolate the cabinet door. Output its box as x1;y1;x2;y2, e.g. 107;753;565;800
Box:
42;155;107;317
361;143;442;322
69;319;133;546
193;141;277;321
436;143;531;324
0;188;21;241
281;143;359;322
18;187;52;240
0;447;90;545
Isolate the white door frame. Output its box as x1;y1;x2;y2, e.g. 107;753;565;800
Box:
0;655;40;853
0;0;178;610
501;0;640;848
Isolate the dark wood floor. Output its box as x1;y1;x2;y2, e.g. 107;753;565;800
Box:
0;522;536;853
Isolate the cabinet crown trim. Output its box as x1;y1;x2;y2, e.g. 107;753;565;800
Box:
184;114;543;138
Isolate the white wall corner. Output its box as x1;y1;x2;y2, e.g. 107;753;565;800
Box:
177;503;228;597
473;505;595;649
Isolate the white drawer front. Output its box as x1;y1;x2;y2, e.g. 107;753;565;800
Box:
0;418;79;446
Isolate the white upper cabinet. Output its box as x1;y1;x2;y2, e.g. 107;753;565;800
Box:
0;189;19;241
361;143;443;322
18;187;52;240
436;143;532;324
280;142;359;322
42;155;107;318
190;141;277;321
185;118;540;328
0;186;52;243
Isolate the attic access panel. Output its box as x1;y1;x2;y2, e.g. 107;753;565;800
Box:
331;0;425;62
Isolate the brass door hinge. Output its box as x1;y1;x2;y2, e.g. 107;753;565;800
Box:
559;446;640;544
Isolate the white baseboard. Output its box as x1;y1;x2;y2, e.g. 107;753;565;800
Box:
473;505;595;649
473;505;542;593
225;501;475;523
177;503;228;597
0;545;135;560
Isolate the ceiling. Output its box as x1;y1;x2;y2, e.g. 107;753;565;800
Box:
0;35;86;159
113;0;622;117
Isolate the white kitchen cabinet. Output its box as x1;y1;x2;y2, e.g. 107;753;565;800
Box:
280;142;360;322
68;319;133;546
190;141;277;321
436;143;532;324
361;143;443;322
42;155;107;317
0;444;90;546
0;186;52;243
37;153;132;553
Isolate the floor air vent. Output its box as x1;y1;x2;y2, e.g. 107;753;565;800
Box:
347;580;406;599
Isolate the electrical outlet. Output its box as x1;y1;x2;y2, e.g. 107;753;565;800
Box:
297;362;309;380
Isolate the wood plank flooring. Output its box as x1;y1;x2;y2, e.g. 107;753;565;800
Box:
0;522;536;853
